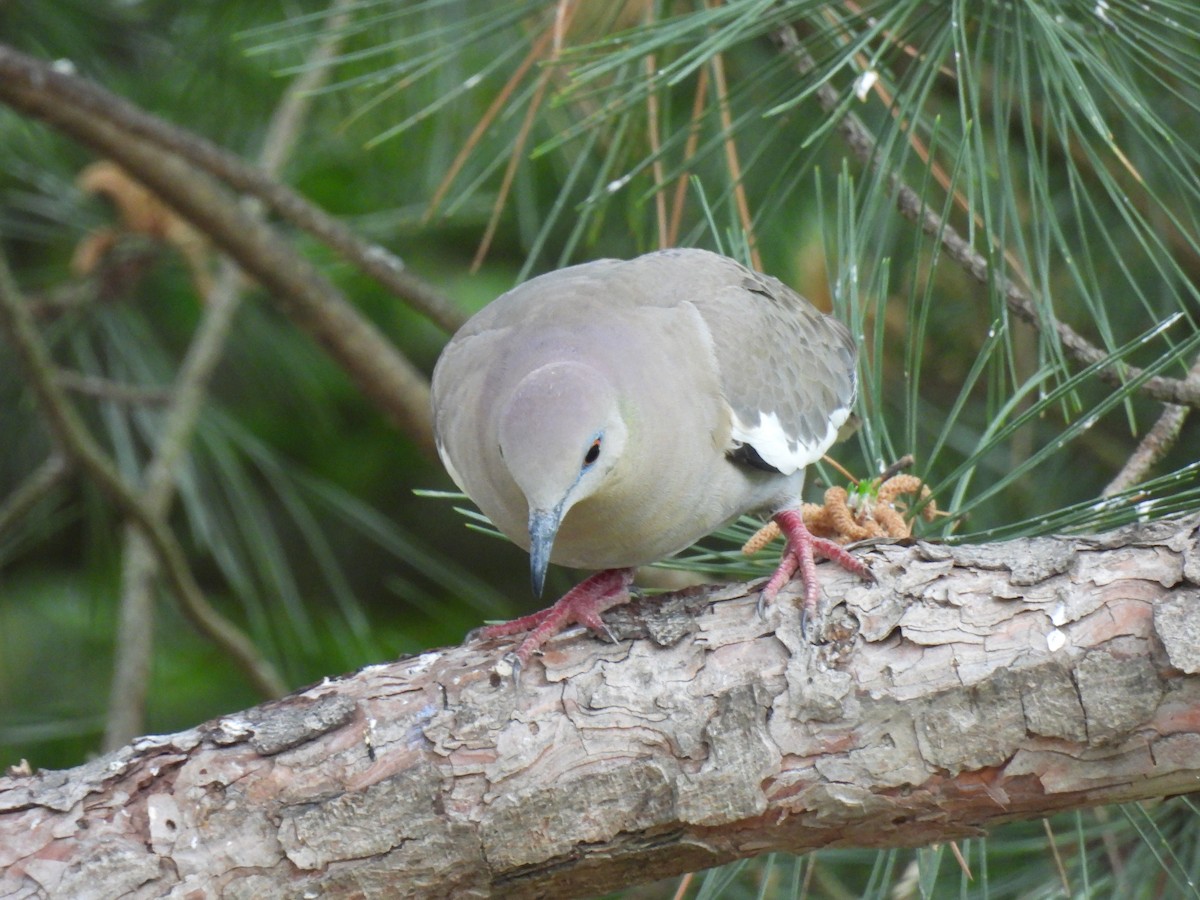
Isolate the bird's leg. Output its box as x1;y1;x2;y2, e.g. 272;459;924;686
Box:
477;567;636;665
760;508;873;635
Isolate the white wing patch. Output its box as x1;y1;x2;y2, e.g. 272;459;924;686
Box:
730;405;852;475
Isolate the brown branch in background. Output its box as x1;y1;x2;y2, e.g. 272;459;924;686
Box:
773;26;1200;410
708;39;761;270
820;3;1034;294
667;66;710;247
469;0;581;272
0;455;70;539
644;46;669;248
1103;357;1200;496
0;249;287;699
0;45;465;336
105;253;251;745
102;0;359;749
55;371;171;405
471;63;554;272
423;19;555;223
0;49;437;455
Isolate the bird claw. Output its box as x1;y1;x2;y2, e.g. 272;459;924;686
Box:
756;573;818;638
477;568;636;672
763;509;874;641
493;650;523;684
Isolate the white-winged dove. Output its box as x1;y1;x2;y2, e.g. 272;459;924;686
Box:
432;248;871;665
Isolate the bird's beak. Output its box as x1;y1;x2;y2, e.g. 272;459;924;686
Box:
528;506;562;597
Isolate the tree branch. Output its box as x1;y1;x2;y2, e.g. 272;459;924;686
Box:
774;26;1200;409
55;371;171;405
0;454;70;539
0;44;465;336
103;0;358;752
0;42;438;455
0;249;287;699
4;515;1199;897
1104;354;1200;497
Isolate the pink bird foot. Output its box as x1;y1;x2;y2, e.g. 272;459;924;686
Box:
476;567;636;668
759;508;873;636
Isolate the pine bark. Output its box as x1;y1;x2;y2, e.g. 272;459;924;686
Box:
4;516;1200;898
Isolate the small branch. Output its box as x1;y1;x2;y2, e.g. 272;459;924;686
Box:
0;248;287;699
0;51;436;455
667;66;710;247
255;0;355;179
707;22;760;270
1103;358;1200;496
774;26;1200;409
56;371;171;405
104;528;160;751
0;45;465;335
1103;404;1189;496
105;0;358;750
0;454;70;538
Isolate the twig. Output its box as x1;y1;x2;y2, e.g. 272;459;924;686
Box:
1043;818;1072;895
773;26;1200;410
707;22;760;270
0;248;287;700
423;15;555;223
643;37;668;248
469;1;581;272
0;51;436;455
1103;404;1190;496
670;872;693;900
0;454;70;538
56;371;171;405
0;44;465;336
104;0;358;750
878;453;915;483
667;66;709;247
471;61;554;272
1103;358;1200;496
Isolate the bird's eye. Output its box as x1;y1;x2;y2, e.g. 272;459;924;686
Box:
583;438;601;467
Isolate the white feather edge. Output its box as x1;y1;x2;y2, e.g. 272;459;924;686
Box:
729;405;852;475
435;439;468;493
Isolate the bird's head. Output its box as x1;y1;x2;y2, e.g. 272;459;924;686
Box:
498;361;628;597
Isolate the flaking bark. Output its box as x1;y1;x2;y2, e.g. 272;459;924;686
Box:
4;515;1200;898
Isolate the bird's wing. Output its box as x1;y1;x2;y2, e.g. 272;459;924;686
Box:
624;249;858;475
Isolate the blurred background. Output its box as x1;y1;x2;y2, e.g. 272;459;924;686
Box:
2;1;1200;896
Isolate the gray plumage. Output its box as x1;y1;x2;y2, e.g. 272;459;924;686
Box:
431;248;856;590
